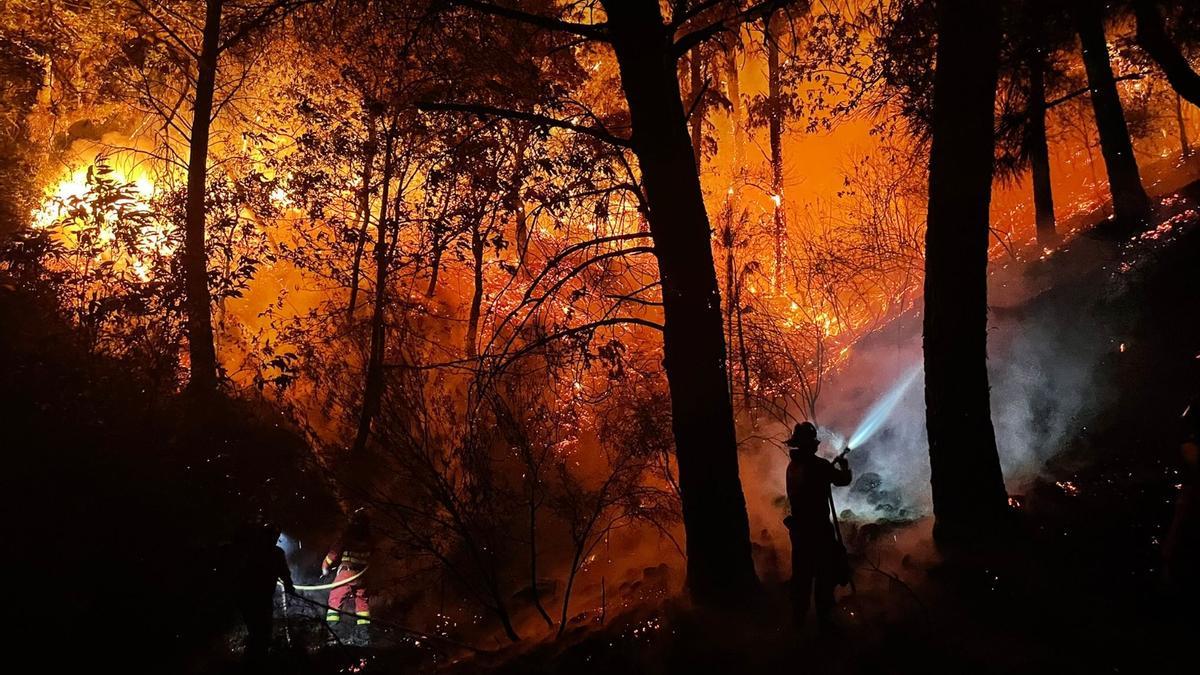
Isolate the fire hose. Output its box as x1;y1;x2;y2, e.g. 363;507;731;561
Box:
278;567;368;592
276;587;480;654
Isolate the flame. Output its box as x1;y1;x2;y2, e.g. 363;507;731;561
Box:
33;164;172;282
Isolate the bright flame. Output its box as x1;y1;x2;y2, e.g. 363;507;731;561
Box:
33;164;172;281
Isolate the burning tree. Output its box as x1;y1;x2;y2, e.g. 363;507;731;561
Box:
2;156;276;386
416;0;840;606
122;0;314;393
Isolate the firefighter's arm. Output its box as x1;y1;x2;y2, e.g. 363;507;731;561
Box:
831;457;852;487
322;546;340;576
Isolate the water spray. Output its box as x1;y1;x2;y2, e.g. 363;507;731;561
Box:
829;365;922;459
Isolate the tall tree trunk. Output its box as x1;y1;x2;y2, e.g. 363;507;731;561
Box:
347;113;379;318
352;130;394;456
766;10;785;291
183;0;223;393
689;46;703;168
511;134;530;273
923;0;1009;543
735;284;750;406
601;0;758;606
723;216;736;399
1027;51;1057;245
1177;93;1192;159
514;203;529;271
725;40;743;178
1076;2;1151;225
1134;0;1200;107
466;219;485;357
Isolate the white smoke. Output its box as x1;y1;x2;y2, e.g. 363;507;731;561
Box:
741;241;1125;527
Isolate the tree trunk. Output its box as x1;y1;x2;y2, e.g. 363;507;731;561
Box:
601;0;758;606
1177;93;1192;159
923;0;1009;543
689;46;703;168
725;40;743;177
528;492;554;628
736;284;750;406
183;0;223;393
1027;51;1057;245
426;237;444;297
1134;0;1200;108
766;10;785;290
352;130;394;456
466;219;485;357
347;113;379;318
508;133;531;274
489;584;521;642
1076;1;1151;225
556;547;584;638
724;221;736;400
514;204;529;271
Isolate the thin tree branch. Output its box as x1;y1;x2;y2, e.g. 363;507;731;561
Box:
1045;73;1144;110
673;0;796;58
128;0;201;61
496;317;662;369
447;0;609;41
418;102;633;149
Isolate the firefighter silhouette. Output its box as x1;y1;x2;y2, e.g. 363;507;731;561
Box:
234;521;293;664
784;422;852;628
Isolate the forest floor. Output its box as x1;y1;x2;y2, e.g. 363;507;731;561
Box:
6;174;1200;673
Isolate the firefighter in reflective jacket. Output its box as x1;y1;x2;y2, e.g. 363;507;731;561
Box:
324;508;372;625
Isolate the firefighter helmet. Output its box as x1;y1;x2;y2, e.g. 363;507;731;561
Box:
785;421;818;448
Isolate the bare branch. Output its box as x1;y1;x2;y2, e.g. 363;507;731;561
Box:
219;0;315;53
447;0;609;41
128;0;201;60
494;317;664;372
1046;73;1145;110
418;101;633;149
673;0;797;58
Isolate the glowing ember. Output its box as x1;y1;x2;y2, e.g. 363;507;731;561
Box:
1056;480;1081;497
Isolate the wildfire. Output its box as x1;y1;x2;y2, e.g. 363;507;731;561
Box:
33;167;155;229
32;163;174;282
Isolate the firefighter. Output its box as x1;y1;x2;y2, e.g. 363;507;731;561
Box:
784;422;851;629
324;508;373;634
234;521;294;666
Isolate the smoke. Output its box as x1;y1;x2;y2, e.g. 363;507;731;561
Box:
741;243;1123;532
